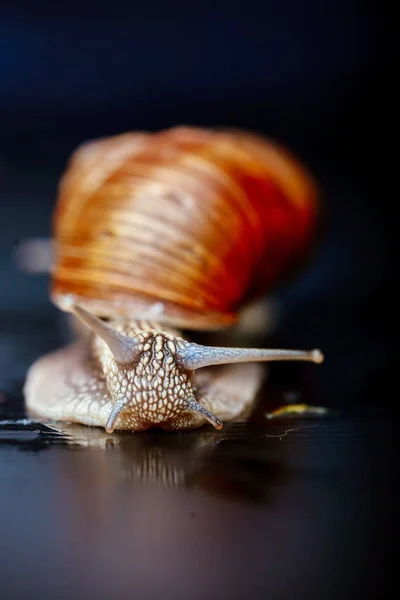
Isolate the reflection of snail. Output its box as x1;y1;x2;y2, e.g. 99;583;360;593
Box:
24;127;323;433
50;421;220;488
50;421;290;502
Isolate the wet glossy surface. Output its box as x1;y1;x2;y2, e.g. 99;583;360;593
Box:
0;389;396;600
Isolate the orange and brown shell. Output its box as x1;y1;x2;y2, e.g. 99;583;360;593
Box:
51;126;319;329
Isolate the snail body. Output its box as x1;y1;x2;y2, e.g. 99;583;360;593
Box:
24;126;323;433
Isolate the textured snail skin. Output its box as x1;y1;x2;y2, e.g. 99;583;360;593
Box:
24;320;267;432
24;126;323;432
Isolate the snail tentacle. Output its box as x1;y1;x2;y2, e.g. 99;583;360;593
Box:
61;296;142;365
105;398;130;433
177;343;324;370
186;397;223;430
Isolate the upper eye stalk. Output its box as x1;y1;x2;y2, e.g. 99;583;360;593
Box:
62;295;324;371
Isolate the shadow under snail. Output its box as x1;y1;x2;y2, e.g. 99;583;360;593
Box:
24;126;324;433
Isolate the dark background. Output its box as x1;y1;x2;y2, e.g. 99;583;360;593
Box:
0;4;395;600
0;0;387;411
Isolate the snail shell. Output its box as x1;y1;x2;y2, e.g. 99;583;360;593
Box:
24;126;323;433
52;126;318;328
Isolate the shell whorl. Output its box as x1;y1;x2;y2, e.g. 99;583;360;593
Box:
51;126;319;328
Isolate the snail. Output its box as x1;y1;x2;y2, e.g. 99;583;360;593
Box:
24;126;324;433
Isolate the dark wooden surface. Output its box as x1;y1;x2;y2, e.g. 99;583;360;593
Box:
0;394;396;600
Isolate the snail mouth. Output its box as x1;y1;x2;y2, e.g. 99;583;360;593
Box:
105;398;128;433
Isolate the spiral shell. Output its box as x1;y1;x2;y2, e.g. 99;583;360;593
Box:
51;126;318;329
